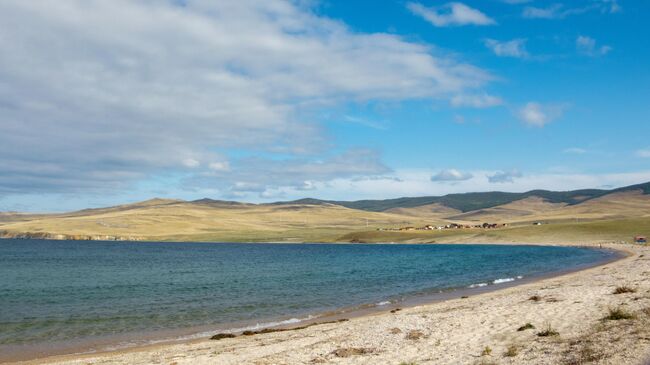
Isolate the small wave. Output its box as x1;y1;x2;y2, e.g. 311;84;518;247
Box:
376;301;391;306
517;275;523;279
493;277;515;284
469;283;488;288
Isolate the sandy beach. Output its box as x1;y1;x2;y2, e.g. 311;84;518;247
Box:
6;242;649;365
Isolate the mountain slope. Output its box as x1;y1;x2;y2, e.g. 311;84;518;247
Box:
273;184;650;213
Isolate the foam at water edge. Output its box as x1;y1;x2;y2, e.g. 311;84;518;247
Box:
376;301;391;306
493;277;515;284
469;283;488;288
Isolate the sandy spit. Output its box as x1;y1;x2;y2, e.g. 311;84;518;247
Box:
9;242;650;365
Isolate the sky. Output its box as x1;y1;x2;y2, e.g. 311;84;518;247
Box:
0;0;649;212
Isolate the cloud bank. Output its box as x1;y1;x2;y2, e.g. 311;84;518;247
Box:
0;0;491;197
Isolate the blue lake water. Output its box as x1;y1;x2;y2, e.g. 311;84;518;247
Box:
0;239;617;359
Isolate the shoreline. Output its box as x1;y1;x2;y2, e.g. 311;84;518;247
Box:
2;242;636;365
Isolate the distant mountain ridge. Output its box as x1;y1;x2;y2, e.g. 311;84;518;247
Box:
272;181;650;213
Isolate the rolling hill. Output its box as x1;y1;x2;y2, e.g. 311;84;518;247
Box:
276;181;650;213
0;181;649;243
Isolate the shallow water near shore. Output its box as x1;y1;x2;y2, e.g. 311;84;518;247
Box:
0;239;618;361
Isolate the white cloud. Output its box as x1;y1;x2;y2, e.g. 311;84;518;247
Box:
182;158;200;168
487;170;523;183
431;169;473;182
0;0;492;196
563;147;587;154
450;93;503;108
601;0;622;13
636;149;650;158
484;38;528;58
407;2;496;27
576;36;612;56
296;180;318;191
523;4;565;19
523;2;622;19
208;161;230;172
517;102;565;127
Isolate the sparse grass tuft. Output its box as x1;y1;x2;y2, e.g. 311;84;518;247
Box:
331;347;374;358
481;346;492;356
406;330;425;340
399;362;418;365
504;345;519;357
517;323;535;331
613;286;636;294
603;307;635;321
529;295;541;302
563;340;605;365
537;323;559;337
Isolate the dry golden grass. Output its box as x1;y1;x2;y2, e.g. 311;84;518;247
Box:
1;189;649;243
0;200;433;242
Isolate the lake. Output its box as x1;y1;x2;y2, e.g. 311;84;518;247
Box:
0;239;618;360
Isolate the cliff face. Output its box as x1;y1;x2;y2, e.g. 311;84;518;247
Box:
0;230;142;241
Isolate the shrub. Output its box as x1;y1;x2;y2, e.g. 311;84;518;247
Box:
481;346;492;356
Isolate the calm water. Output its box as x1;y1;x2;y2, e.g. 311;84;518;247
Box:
0;240;616;358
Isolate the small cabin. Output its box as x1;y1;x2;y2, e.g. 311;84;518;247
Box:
634;236;647;244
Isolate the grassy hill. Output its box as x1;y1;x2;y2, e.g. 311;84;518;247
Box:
0;200;438;242
1;181;649;243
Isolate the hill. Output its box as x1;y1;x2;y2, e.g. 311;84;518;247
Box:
275;182;650;213
1;181;649;243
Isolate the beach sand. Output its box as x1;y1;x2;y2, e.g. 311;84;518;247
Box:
9;242;650;365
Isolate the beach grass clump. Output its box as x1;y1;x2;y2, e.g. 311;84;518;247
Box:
603;307;635;321
613;286;636;294
504;344;519;357
536;323;559;337
517;323;535;331
399;362;418;365
481;346;492;356
331;347;374;358
406;330;425;340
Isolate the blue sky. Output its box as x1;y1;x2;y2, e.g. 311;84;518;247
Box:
0;0;649;211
